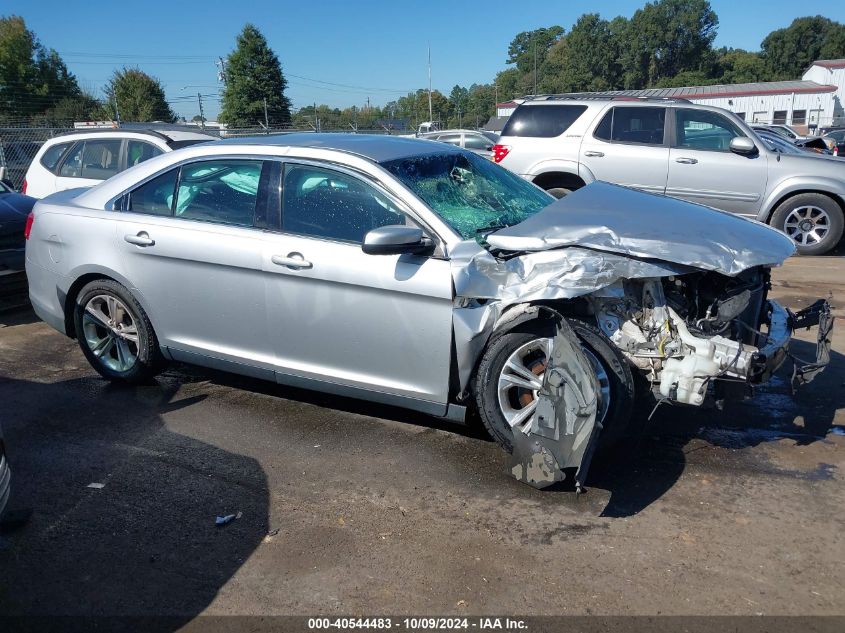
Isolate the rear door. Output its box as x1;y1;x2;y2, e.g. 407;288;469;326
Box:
666;108;768;216
55;139;123;192
114;158;275;375
262;161;454;412
579;105;670;194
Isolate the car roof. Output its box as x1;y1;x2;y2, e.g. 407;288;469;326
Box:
215;133;464;163
47;128;216;144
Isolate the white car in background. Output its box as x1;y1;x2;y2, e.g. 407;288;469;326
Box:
23;128;216;198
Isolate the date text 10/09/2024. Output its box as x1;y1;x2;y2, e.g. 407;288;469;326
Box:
307;618;528;630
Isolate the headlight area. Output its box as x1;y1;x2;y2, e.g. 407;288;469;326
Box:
589;270;833;408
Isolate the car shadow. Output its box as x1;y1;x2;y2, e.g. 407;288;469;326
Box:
0;374;269;629
590;338;844;518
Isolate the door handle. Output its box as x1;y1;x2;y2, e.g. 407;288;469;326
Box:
584;151;605;157
272;253;312;270
124;232;155;247
675;157;698;164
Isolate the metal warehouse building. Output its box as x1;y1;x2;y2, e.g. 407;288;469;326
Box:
495;59;845;133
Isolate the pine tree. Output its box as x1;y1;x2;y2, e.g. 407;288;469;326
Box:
220;24;291;128
103;68;176;123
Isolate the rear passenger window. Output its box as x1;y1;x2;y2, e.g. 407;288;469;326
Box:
501;105;588;138
282;164;405;243
40;142;72;173
128;170;178;216
60;140;122;179
593;107;666;145
464;134;492;150
175;160;262;226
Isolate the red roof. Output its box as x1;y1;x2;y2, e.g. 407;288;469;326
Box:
496;101;518;108
813;59;845;70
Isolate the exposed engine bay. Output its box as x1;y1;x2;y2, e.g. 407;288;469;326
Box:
589;267;778;406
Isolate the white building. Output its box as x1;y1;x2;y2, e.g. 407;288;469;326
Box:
495;58;845;132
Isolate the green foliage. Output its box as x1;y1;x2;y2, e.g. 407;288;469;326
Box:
506;26;565;80
104;68;176;123
762;16;845;80
715;48;770;84
0;15;82;121
621;0;719;88
220;24;291;127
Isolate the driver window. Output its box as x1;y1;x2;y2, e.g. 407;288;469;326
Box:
675;109;743;151
281;164;406;243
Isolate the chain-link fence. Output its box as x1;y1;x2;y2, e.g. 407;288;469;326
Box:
0;124;397;191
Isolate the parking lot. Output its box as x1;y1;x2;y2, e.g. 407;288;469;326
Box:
0;253;843;620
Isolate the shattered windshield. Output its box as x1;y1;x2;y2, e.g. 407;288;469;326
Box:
381;152;553;239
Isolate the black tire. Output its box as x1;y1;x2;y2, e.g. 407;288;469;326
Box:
546;187;571;199
73;279;163;384
770;193;844;256
474;317;636;454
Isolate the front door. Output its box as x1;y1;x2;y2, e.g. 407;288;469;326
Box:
579;105;670;195
115;159;274;374
263;161;454;412
666;108;769;217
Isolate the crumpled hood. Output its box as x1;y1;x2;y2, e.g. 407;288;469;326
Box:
485;181;795;275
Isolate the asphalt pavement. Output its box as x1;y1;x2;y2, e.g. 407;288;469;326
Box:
0;256;843;624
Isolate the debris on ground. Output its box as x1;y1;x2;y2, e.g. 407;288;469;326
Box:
86;482;105;489
215;511;242;526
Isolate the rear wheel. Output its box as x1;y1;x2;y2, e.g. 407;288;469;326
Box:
546;187;571;199
475;318;636;453
771;193;844;255
73;279;163;383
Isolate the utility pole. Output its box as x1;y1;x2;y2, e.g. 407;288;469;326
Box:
263;97;269;133
113;97;121;126
427;44;433;123
314;101;319;132
197;93;205;130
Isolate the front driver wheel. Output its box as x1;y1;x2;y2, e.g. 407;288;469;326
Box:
771;193;844;256
73;279;163;383
474;318;636;454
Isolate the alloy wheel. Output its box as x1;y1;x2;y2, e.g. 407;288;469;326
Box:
496;337;611;434
81;294;140;373
783;205;831;246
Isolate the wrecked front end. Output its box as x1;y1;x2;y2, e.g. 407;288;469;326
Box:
452;182;834;490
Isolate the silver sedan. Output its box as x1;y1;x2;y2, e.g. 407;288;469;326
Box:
25;135;830;487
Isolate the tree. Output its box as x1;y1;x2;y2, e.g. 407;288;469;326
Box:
220;24;291;128
621;0;718;88
0;15;80;120
715;48;770;84
762;16;845;80
540;14;624;93
103;68;175;123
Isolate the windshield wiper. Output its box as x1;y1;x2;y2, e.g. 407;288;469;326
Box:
474;222;508;236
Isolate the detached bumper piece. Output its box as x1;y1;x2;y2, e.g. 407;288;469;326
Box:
509;318;601;492
789;299;834;391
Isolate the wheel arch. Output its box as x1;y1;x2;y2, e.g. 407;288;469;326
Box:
531;171;587;193
762;186;845;224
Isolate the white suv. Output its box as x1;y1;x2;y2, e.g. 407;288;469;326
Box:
493;97;845;255
23;128;216;198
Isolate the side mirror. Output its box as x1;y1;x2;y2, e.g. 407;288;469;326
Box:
362;225;432;256
730;137;758;156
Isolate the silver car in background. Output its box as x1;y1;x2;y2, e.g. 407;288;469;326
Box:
24;135;831;488
493;97;845;255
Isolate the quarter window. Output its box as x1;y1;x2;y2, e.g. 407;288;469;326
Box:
593;107;666;145
674;109;743;151
282;164;405;243
502;104;588;138
40;142;73;173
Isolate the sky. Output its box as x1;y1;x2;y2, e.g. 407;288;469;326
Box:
7;0;845;120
